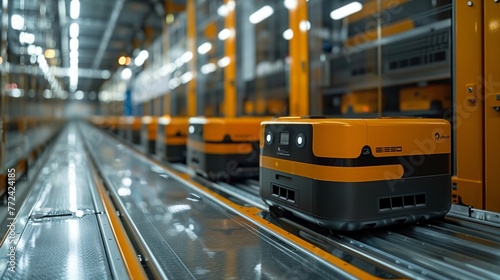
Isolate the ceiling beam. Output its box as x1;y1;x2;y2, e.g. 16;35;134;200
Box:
91;0;124;70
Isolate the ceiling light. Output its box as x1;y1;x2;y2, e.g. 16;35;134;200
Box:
201;63;217;74
45;49;56;59
35;46;43;56
134;50;149;67
299;20;311;31
282;29;293;40
19;32;35;45
70;0;80;19
70;50;79;59
121;68;132;80
180;71;193;84
217;4;229;17
249;6;274;24
181;51;193;63
218;29;230;41
69;23;79;38
11;14;24;30
217;56;230;68
27;45;36;55
138;50;149;60
197;42;212;55
283;0;298;10
70;38;79;51
118;56;127;65
330;2;363;20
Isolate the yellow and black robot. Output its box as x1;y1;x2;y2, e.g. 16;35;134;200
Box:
157;116;189;163
187;117;270;181
260;116;451;231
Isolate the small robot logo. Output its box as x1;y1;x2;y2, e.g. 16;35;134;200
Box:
435;133;440;141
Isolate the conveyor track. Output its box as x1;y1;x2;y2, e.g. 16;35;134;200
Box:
82;122;500;279
0;123;133;279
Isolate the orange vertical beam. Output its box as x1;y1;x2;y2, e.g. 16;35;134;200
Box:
289;0;309;116
483;0;500;212
187;0;197;116
452;0;484;208
224;0;237;118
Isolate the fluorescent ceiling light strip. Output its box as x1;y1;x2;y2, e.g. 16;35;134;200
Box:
249;6;274;24
330;2;362;20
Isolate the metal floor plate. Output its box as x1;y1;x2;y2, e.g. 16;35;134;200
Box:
3;215;112;280
0;124;117;279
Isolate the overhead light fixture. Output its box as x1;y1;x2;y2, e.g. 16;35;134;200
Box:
249;6;274;24
45;49;56;59
299;20;311;31
200;63;217;74
134;50;149;67
181;51;193;63
282;29;293;40
217;2;234;17
69;23;79;38
121;68;132;80
70;0;80;19
197;42;212;55
217;56;230;68
27;45;36;55
283;0;298;10
118;56;127;65
70;38;79;51
217;5;229;17
218;29;230;41
19;32;35;45
70;50;79;59
11;14;24;30
180;71;193;84
330;2;363;20
35;46;43;56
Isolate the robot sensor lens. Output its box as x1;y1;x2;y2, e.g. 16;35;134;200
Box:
296;133;305;148
265;132;273;144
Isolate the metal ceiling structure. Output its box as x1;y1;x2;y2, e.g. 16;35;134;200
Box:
2;0;185;97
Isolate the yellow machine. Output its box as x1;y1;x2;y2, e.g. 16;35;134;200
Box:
187;117;270;180
260;117;451;231
399;84;451;112
341;89;379;115
157;116;189;163
126;117;142;144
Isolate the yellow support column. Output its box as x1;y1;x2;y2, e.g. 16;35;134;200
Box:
452;0;484;208
224;0;237;118
289;0;309;116
484;0;500;212
187;0;197;116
